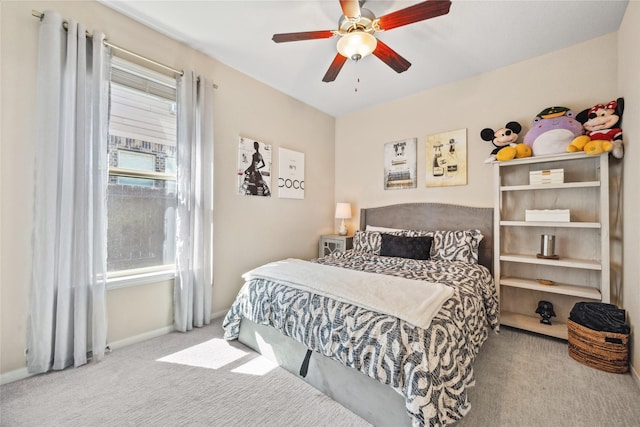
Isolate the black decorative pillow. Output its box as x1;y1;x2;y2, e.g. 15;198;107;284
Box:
379;234;433;260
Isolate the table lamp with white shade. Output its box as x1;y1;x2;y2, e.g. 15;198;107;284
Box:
335;202;352;236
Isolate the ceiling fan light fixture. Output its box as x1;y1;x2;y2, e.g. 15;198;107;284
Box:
337;31;377;61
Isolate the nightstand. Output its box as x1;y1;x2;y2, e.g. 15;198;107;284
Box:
318;234;353;258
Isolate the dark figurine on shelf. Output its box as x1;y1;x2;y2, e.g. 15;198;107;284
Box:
536;301;556;325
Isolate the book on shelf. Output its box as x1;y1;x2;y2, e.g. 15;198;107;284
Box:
529;168;564;185
525;209;570;222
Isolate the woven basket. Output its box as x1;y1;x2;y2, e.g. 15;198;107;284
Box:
567;319;629;374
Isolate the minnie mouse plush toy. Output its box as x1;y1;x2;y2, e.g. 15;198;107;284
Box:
568;98;624;159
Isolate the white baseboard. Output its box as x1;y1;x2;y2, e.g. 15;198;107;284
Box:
106;309;229;350
0;367;33;386
631;363;640;391
107;325;175;351
212;308;229;319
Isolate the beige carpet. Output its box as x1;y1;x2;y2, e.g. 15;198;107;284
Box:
0;318;370;427
457;326;640;427
1;317;639;427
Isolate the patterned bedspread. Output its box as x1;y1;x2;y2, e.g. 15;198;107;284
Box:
223;250;499;427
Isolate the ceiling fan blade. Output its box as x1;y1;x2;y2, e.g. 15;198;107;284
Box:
339;0;361;19
372;39;411;73
322;53;348;82
377;0;451;31
272;30;334;43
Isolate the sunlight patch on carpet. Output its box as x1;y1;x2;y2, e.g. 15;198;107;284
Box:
231;355;278;376
157;338;247;370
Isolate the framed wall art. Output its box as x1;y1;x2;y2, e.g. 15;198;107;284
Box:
237;136;272;196
278;148;305;199
425;128;467;187
384;138;417;190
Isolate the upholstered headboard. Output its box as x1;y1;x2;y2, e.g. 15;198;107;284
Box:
359;203;494;273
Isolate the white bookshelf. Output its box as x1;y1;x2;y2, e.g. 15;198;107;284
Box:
493;152;610;340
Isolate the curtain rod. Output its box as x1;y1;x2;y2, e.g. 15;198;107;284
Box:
31;10;218;89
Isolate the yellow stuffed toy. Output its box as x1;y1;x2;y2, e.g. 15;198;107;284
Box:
567;135;589;152
586;140;613;155
514;143;533;159
495;143;532;161
566;135;613;155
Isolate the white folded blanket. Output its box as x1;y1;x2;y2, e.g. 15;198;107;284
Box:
243;258;454;330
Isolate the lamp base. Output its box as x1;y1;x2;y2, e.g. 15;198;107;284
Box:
338;219;348;236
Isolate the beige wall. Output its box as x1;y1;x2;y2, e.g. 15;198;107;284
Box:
618;1;640;383
0;1;335;375
335;34;618;217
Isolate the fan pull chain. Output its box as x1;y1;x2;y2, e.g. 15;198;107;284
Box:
355;76;360;92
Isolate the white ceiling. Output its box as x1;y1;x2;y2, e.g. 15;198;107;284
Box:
99;1;628;117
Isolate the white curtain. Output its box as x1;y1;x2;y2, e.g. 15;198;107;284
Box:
174;71;214;332
28;11;110;373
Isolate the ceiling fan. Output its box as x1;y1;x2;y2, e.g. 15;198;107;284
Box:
272;0;452;82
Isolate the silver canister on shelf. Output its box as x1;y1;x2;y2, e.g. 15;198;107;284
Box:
540;234;556;257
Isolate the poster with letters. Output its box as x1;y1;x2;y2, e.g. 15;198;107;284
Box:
278;148;304;199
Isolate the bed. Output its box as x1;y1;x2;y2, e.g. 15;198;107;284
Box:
223;203;498;427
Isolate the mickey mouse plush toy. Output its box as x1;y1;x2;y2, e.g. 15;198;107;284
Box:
481;121;531;163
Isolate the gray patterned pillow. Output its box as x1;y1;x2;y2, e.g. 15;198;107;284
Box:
353;230;383;254
429;229;483;264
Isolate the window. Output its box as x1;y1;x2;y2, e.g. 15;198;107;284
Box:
106;57;177;285
116;150;155;187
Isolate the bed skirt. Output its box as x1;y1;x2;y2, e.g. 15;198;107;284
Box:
238;317;412;427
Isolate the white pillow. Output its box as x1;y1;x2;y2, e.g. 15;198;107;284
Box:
365;225;406;233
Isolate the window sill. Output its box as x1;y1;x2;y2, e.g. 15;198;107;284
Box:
107;266;175;290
